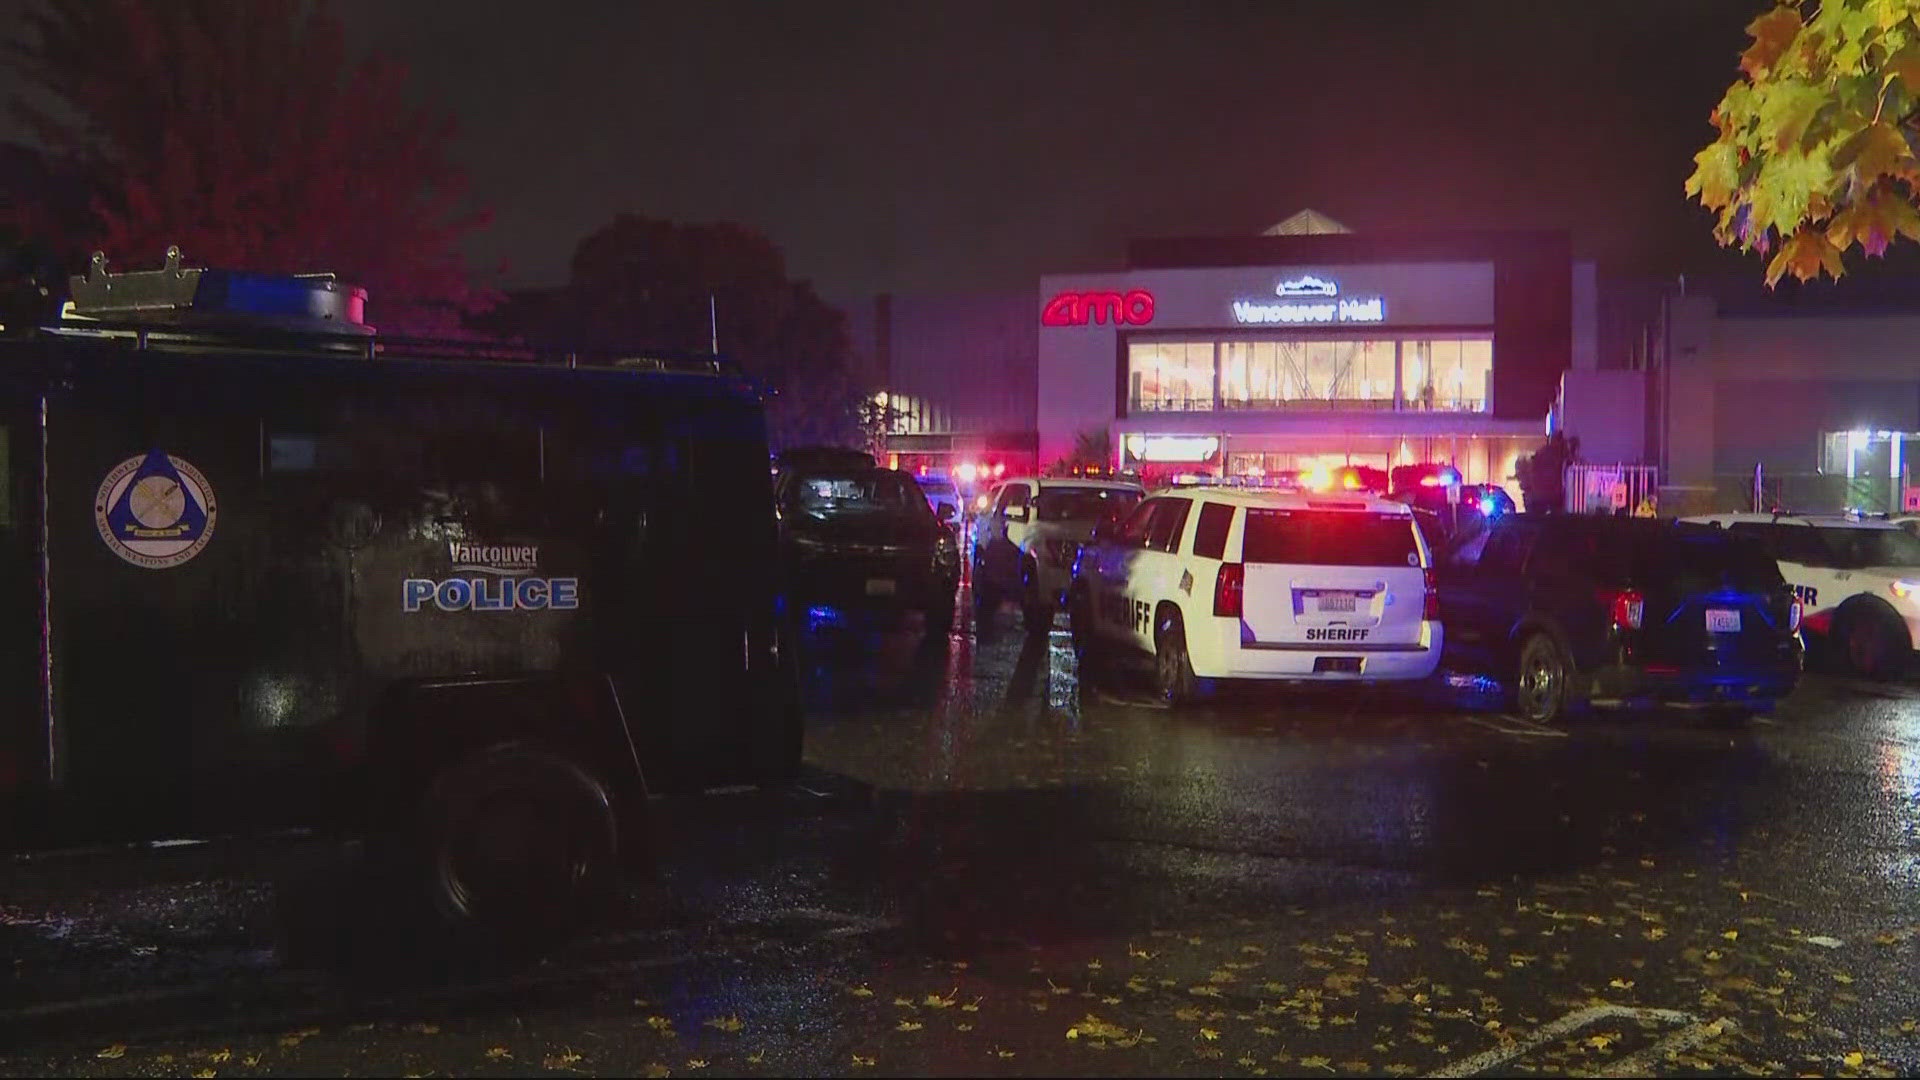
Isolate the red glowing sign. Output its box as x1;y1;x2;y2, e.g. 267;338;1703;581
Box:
1041;289;1155;327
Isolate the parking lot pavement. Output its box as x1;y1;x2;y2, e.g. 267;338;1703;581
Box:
2;601;1917;1077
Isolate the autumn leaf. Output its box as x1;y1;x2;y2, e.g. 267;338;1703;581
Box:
896;1020;923;1032
643;1065;671;1079
1742;4;1805;77
703;1015;743;1033
544;1050;585;1069
850;1054;876;1067
1199;1027;1220;1041
1609;978;1636;990
96;1044;128;1060
192;1071;216;1080
849;984;874;998
685;1060;708;1070
1844;1050;1866;1068
486;1047;511;1060
1299;1054;1334;1071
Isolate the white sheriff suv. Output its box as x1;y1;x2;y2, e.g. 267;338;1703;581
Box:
1683;512;1920;678
1069;488;1442;705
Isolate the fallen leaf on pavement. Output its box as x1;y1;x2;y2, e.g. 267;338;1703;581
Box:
1609;978;1635;990
1805;935;1843;948
1843;1051;1865;1068
1722;930;1739;942
685;1060;708;1070
1199;1028;1220;1041
1300;1055;1333;1071
704;1016;743;1033
486;1047;511;1060
96;1045;126;1060
545;1050;584;1069
897;1021;923;1032
849;985;873;998
643;1066;670;1079
851;1054;876;1067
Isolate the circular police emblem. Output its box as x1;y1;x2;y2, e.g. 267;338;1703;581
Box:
94;450;217;569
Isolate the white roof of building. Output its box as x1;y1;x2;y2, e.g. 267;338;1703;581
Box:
1262;209;1352;236
1685;512;1900;530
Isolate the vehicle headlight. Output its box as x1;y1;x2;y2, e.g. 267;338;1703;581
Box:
1890;579;1920;600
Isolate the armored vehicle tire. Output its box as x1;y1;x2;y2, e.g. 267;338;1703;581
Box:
419;746;620;955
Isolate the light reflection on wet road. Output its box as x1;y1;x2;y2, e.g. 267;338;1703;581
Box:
3;573;1919;1077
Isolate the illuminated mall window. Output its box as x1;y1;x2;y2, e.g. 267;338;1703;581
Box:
1221;340;1394;408
1403;339;1491;412
1128;341;1215;412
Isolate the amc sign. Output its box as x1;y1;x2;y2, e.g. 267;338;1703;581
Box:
1041;289;1156;327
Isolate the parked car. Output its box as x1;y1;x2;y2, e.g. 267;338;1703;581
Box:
1439;515;1802;723
1684;511;1920;677
777;465;959;634
1069;489;1442;706
915;473;963;524
972;477;1144;633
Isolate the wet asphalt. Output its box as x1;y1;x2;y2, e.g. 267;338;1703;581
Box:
2;574;1918;1077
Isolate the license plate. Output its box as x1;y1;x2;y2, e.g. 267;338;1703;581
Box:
865;578;896;597
1705;608;1741;633
1315;593;1358;613
1314;656;1364;674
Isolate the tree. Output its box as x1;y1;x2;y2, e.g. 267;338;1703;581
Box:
5;0;491;332
473;215;865;451
1687;0;1920;285
1515;431;1579;513
1046;427;1110;475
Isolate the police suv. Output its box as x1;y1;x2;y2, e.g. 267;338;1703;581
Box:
0;250;803;954
1069;488;1442;705
1683;512;1920;677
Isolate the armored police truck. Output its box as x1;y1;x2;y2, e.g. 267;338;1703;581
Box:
0;250;802;948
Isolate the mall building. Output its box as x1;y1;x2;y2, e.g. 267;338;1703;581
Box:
1036;212;1597;487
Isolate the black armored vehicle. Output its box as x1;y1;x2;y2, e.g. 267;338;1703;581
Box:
0;250;802;947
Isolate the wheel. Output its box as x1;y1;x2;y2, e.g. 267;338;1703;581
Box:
1021;559;1053;636
922;588;957;651
1070;587;1103;687
1838;603;1908;679
418;746;621;956
1154;609;1199;709
1512;631;1573;724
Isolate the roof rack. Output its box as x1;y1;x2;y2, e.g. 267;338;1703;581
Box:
41;247;733;376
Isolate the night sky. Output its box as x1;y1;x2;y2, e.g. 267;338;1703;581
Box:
19;1;1777;305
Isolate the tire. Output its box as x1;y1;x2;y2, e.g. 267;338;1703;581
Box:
1070;587;1103;687
1838;603;1909;679
1512;631;1573;725
923;588;957;651
1021;559;1053;636
1154;609;1199;709
417;746;621;957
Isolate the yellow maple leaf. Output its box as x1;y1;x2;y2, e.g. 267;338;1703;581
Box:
892;996;915;1007
850;1054;876;1067
1087;959;1102;971
1300;1055;1333;1070
684;1060;708;1070
849;984;873;998
646;1016;674;1033
1609;978;1636;990
1722;929;1740;942
485;1047;511;1060
1588;1032;1618;1050
1199;1027;1220;1041
703;1015;743;1033
1844;1051;1865;1068
923;992;957;1009
1645;927;1668;941
544;1050;584;1068
1834;972;1856;984
896;1020;923;1032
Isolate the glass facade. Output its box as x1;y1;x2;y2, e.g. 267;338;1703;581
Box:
1130;336;1491;414
1128;341;1215;412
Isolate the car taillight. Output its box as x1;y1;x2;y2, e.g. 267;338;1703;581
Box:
1605;588;1645;631
1214;562;1244;618
1423;568;1439;621
1788;598;1802;634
